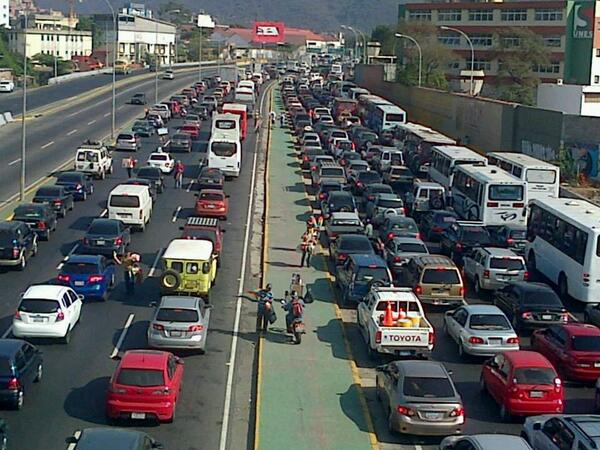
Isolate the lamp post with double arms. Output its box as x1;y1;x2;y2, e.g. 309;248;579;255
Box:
395;33;422;87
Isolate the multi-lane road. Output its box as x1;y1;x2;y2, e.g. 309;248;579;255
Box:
0;66;265;449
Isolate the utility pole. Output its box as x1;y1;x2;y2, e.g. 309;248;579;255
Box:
20;12;28;201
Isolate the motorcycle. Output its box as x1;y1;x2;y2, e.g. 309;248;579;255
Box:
291;318;305;344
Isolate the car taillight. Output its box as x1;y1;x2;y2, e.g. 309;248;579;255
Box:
521;312;533;320
428;331;435;345
513;203;524;208
400;208;406;215
54;200;62;206
507;337;520;345
56;309;65;322
88;275;104;283
338;253;348;261
393;256;403;263
83;237;90;245
311;165;317;171
459;287;465;297
153;323;165;331
108;385;127;394
468;336;484;344
7;377;20;391
397;405;415;417
356;181;362;187
57;274;70;283
415;285;423;295
506;238;514;245
329;232;338;238
432;226;443;233
449;407;464;418
367;195;374;201
387;232;395;240
524;271;529;281
38;221;46;230
115;237;123;246
188;325;204;332
303;156;309;161
375;330;382;344
12;247;19;258
319;193;326;199
487;202;498;207
415;232;421;240
152;388;170;396
139;210;143;219
455;242;463;251
483;270;490;279
561;312;569;322
554;377;562;391
14;310;21;321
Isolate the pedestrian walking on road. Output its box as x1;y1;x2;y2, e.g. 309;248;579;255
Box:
300;230;316;268
126;156;136;178
174;160;185;189
113;251;141;295
256;284;274;333
279;114;285;128
269;110;276;127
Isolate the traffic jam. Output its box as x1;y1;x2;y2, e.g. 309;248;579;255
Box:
279;59;600;449
0;65;260;448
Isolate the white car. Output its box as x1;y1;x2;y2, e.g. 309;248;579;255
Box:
162;69;174;80
147;151;174;174
0;80;15;92
12;285;82;343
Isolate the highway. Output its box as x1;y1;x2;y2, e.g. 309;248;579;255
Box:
0;69;265;449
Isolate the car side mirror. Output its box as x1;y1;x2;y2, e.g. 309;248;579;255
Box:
221;229;227;233
176;358;185;365
152;442;164;449
150;301;158;308
65;437;78;445
375;365;387;373
205;304;214;309
78;295;85;301
532;422;542;431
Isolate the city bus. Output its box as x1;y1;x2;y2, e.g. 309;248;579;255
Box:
451;165;527;227
428;145;487;190
527;197;600;303
397;125;456;174
357;95;391;122
222;103;248;140
332;97;358;120
487;152;560;200
367;103;407;134
208;114;241;177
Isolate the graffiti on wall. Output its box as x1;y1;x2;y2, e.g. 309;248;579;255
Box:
521;140;557;161
565;142;600;178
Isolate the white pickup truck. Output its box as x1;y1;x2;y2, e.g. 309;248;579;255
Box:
357;286;434;359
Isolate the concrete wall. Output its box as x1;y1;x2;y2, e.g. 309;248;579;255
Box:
537;84;583;114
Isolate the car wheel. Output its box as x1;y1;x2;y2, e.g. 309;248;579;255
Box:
59;208;66;218
458;341;465;358
90;185;94;195
499;404;511;422
165;407;175;424
100;170;106;180
558;274;569;300
82;191;87;201
479;375;487;394
34;363;43;382
13;389;24;410
62;327;72;344
108;164;113;174
387;410;396;434
109;274;115;290
0;434;7;450
45;229;51;241
31;242;37;257
17;254;26;271
474;276;481;295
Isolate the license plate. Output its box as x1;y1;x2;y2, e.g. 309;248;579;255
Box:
96;240;105;246
433;290;449;296
131;412;146;419
488;338;502;345
541;314;552;320
118;213;132;218
207;205;216;209
594;362;600;368
530;390;544;398
170;331;182;337
424;412;442;420
74;281;85;286
32;318;45;323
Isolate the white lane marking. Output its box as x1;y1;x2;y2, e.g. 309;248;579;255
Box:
100;209;108;218
103;112;110;117
415;446;423;450
117;105;125;110
186;180;194;192
110;313;135;359
219;82;270;450
67;129;78;136
56;243;80;270
41;141;54;149
87;120;96;125
147;248;163;278
67;111;78;118
1;326;12;339
171;206;181;223
8;158;21;166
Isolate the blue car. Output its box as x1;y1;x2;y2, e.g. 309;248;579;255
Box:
57;254;115;301
55;171;94;201
336;254;393;305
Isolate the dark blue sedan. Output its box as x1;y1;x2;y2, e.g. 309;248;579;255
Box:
57;254;115;301
55;171;94;201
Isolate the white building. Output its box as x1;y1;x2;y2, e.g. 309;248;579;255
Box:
8;28;92;59
94;14;176;66
537;83;600;117
1;0;10;28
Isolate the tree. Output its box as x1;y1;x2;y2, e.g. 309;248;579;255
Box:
396;21;453;89
31;53;72;76
371;24;394;55
158;1;192;24
492;27;551;105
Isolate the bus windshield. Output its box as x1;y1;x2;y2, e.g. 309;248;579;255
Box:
386;113;405;122
488;185;523;201
526;169;556;184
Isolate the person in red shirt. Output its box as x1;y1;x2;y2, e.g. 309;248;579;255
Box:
174;160;185;189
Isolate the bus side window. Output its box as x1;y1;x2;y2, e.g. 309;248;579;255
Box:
512;166;523;178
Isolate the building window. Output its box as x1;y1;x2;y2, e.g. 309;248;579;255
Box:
56;35;59;41
596;49;600;57
535;8;563;21
448;60;461;70
501;9;528;21
533;62;561;74
41;34;44;41
438;35;460;46
470;34;493;47
130;43;135;53
467;58;491;71
119;43;125;53
502;36;521;47
437;9;462;21
585;93;600;103
408;9;432;21
468;9;493;21
595;75;600;84
543;36;562;47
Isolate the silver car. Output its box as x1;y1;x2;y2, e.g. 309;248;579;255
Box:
115;132;140;152
462;247;527;294
147;296;211;352
376;360;464;436
443;304;519;358
440;434;532;450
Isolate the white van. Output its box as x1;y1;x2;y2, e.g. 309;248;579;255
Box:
207;136;242;177
108;184;153;231
237;80;255;92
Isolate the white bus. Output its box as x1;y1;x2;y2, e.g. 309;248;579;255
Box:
527;197;600;303
487;152;560;200
208;114;242;177
451;165;527;227
429;145;487;190
368;104;407;134
211;113;240;141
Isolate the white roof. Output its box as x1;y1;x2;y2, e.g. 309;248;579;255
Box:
530;197;600;231
372;286;419;302
432;145;487;163
456;165;525;185
110;184;150;196
222;103;247;113
330;212;360;220
23;284;69;300
488;152;559;170
163;239;214;260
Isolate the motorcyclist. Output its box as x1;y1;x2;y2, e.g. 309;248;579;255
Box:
282;290;305;335
256;283;274;333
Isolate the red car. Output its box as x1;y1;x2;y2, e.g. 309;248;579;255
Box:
195;189;229;220
106;350;184;423
180;124;200;140
481;350;563;420
531;323;600;382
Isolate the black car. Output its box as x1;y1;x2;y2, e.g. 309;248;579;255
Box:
316;180;344;202
131;121;154;138
338;151;362;167
197;167;225;191
55;171;94;201
0;339;43;409
66;428;162;450
123;178;157;202
419;210;459;242
362;183;393;204
169;133;192;153
82;218;131;256
329;234;374;266
129;92;147;105
350;170;383;195
0;221;37;270
135;166;164;194
12;203;57;241
439;221;492;262
489;224;528;254
492;282;568;333
32;185;74;218
352;129;378;151
191;104;209;120
320;191;357;219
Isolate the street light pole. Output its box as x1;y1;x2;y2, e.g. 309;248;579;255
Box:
341;25;358;63
354;28;368;64
395;33;422;87
154;19;159;104
20;12;28;201
102;0;117;140
198;27;203;82
440;25;474;95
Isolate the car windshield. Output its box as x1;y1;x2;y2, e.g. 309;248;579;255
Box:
14;206;43;218
356;267;389;283
0;230;17;246
435;213;457;224
397;242;427;253
117;134;134;140
422;269;460;284
150;154;168;161
215;119;237;130
19;299;60;313
513;367;556;385
62;262;99;274
490;258;524;270
344;153;361;161
469;314;511;330
173;134;190;141
488;185;523;201
509;229;527;239
88;221;118;235
137;168;160;179
116;368;165;387
370;186;392;194
462;227;491;243
200;192;222;201
57;173;82;183
36;187;60;196
211;142;237;157
359;172;381;182
390;221;418;233
571;335;600;351
339;239;372;252
183;229;215;241
403;376;455;398
322;168;344;177
378;198;403;208
526;169;556;184
156;307;199;322
109;195;140;208
522;290;562;307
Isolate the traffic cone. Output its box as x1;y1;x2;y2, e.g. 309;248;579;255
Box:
383;301;395;327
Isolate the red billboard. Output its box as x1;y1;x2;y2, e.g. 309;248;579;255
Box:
253;21;285;43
